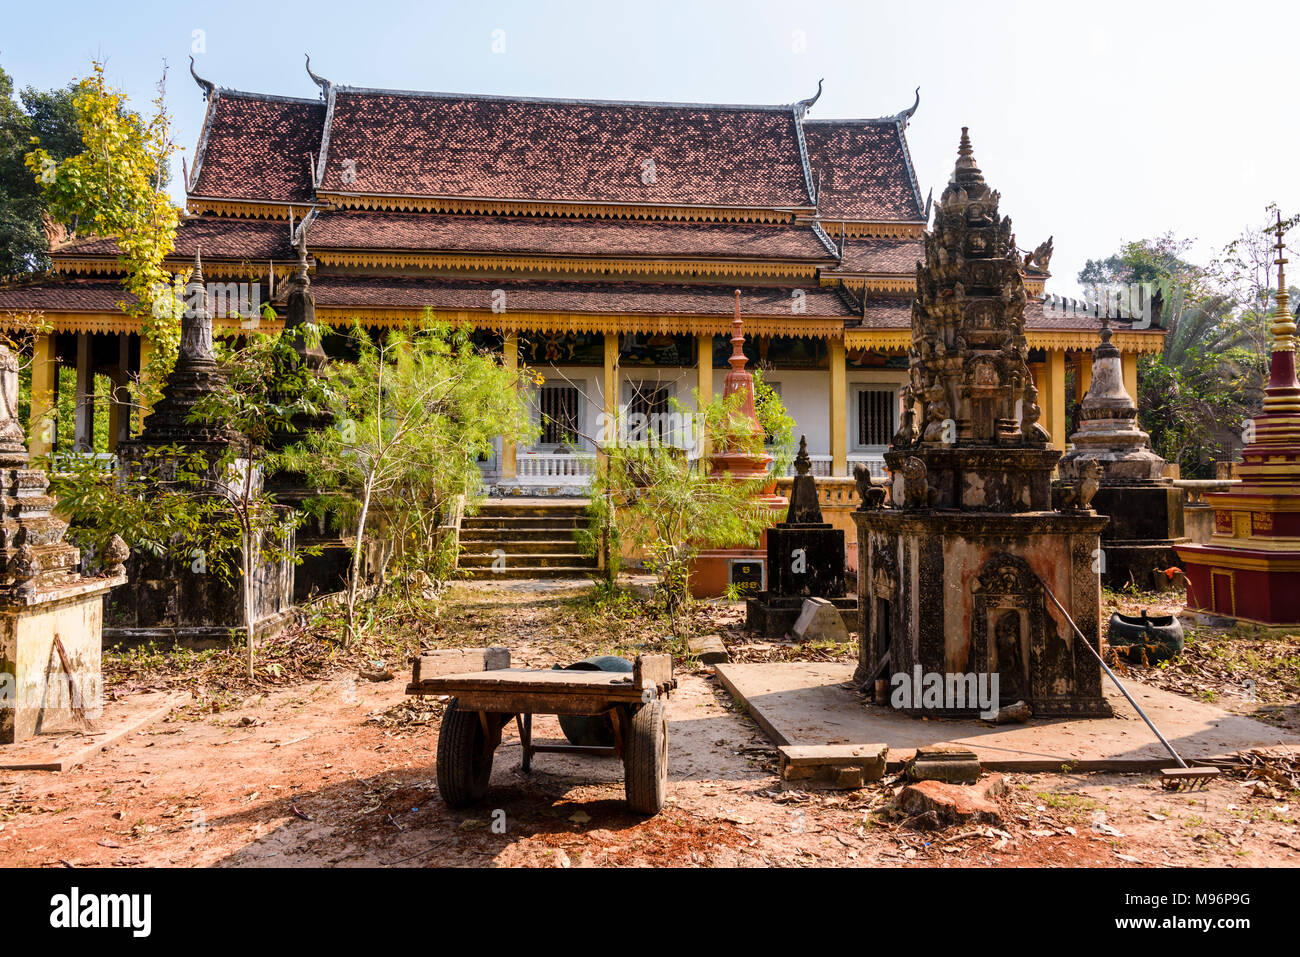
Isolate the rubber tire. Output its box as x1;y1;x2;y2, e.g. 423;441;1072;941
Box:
623;700;668;815
436;699;495;808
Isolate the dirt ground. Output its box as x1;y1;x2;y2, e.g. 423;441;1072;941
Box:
2;581;1298;868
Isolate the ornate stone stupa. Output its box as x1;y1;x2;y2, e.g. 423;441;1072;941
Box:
0;344;125;743
1176;216;1300;628
1056;315;1186;586
853;129;1110;717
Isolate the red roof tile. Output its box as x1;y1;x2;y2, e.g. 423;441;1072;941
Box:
54;216;296;263
0;277;133;312
832;237;923;273
847;296;1168;336
308;211;832;260
310;276;851;317
191;93;325;203
316;91;812;208
804;121;923;221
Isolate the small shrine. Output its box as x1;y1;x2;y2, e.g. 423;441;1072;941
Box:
689;291;786;598
0;343;125;743
107;251;295;646
745;436;856;636
852;130;1110;718
1055;315;1187;587
263;237;352;602
1176;217;1300;629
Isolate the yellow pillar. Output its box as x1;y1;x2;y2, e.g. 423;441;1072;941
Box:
696;333;712;459
1048;348;1066;449
1078;354;1092;399
29;333;56;458
501;332;518;480
829;337;847;477
135;334;153;435
1121;350;1139;405
602;332;619;458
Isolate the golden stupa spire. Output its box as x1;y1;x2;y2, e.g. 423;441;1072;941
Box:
1271;212;1295;353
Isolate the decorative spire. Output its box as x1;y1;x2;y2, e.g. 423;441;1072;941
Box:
1260;212;1300;417
950;126;985;188
729;289;747;373
794;79;823;119
892;86;920;128
305;54;332;98
189;56;215;100
794;435;811;476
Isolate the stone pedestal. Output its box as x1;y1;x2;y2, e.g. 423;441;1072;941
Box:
0;345;124;744
747;437;856;636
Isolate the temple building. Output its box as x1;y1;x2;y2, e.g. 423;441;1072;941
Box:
0;62;1164;491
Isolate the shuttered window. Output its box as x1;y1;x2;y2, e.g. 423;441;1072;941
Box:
856;388;895;447
539;385;580;445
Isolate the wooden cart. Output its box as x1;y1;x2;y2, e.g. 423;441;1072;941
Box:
406;647;676;815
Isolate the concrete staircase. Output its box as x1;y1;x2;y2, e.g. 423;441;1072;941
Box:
459;498;597;580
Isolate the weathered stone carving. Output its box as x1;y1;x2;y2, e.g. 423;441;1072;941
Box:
853;129;1110;717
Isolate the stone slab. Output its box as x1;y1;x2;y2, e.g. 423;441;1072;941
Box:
714;661;1300;771
0;690;189;772
779;743;887;789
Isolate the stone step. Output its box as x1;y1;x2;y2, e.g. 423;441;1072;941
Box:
459;552;596;569
459;527;583;541
464;565;596;580
461;539;585;555
461;515;586;530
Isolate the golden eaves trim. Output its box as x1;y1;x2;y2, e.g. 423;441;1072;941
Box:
51;258;300;282
311;249;819;279
315;307;847;338
318;192;804;224
845;329;912;350
184;199;309;219
0;312;286;336
810;221;925;240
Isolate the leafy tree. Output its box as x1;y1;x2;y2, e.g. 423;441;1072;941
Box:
0;65;79;278
290;319;534;644
25;60;182;411
580;380;792;634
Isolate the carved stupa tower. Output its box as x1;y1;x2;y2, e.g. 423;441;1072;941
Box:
1176;215;1300;628
853;130;1110;717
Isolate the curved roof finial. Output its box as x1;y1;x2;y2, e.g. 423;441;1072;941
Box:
794;78;823;119
305;54;332;98
893;86;920;128
189;56;215;100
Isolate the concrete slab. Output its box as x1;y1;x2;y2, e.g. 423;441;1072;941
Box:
0;690;189;772
715;661;1300;771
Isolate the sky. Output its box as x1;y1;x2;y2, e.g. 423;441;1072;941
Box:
2;0;1296;295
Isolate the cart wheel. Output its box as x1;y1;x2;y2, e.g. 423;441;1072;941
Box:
623;700;668;815
436;699;495;807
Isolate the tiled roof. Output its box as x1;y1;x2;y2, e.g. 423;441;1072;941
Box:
317;90;813;208
310;276;852;317
804;121;924;221
308;211;833;260
54;216;296;262
831;237;923;273
190;93;325;203
0;277;133;312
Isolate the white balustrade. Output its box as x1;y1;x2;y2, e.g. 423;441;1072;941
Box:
516;451;598;486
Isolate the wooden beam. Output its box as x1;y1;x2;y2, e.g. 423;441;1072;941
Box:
829;337;847;476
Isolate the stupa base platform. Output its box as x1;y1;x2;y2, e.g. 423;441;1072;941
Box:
715;660;1300;770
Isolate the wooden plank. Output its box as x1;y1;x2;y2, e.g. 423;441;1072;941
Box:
634;653;673;692
411;647;510;684
411;668;641;699
449;691;630;715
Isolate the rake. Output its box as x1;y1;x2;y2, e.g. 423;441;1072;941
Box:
1036;577;1219;791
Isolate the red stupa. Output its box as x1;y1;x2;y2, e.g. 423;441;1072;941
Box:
1176;215;1300;629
